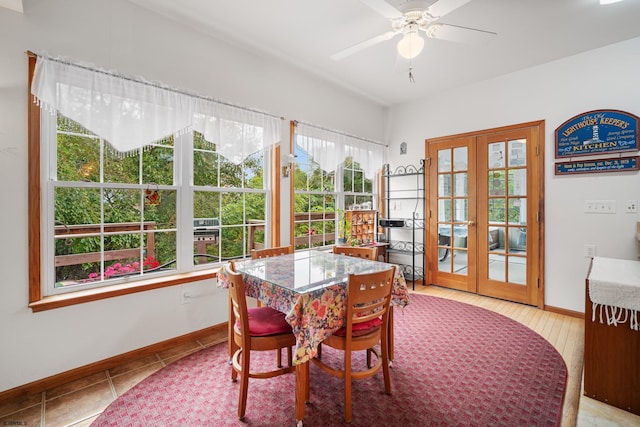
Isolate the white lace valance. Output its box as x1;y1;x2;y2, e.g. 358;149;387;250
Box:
295;123;386;179
31;54;281;164
589;256;640;331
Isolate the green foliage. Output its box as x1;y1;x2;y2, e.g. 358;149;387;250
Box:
292;149;374;248
54;121;377;283
343;157;368;193
192;139;266;260
336;208;350;240
54;121;267;283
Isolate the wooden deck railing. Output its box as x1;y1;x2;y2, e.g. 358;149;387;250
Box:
249;212;336;250
54;222;156;267
55;212;338;269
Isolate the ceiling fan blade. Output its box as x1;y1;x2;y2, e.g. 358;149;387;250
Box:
331;31;398;60
359;0;402;19
426;0;472;19
425;23;496;44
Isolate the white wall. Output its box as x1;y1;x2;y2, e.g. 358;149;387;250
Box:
386;36;640;313
3;0;639;394
0;0;386;393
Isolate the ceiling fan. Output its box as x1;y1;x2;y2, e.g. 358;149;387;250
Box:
331;0;496;61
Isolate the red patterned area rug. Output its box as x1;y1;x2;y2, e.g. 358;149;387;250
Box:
92;294;567;426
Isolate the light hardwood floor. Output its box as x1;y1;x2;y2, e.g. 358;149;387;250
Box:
413;285;640;427
2;285;639;426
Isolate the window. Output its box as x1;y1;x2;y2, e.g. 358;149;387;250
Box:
44;119;271;296
192;131;269;264
292;122;384;250
293;144;337;250
28;54;279;308
48;115;181;293
342;157;374;209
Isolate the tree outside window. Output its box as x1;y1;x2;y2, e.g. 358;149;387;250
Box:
293;142;373;250
49;116;268;294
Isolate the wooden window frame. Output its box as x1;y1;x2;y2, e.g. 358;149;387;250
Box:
26;54;278;311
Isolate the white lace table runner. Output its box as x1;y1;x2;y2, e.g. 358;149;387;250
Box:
588;257;640;331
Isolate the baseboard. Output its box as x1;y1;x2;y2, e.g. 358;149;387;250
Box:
0;323;227;402
544;304;584;319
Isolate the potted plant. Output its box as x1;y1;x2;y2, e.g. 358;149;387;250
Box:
337;209;351;245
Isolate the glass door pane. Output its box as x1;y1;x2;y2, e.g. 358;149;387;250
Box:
437;147;468;275
487;139;527;286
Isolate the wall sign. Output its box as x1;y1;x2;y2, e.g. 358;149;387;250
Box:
555;110;639;158
555;156;638;175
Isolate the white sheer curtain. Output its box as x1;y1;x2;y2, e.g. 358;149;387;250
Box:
31;54;280;163
295;123;386;179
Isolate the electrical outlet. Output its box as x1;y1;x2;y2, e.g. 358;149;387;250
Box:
180;290;191;304
584;200;596;213
584;244;596;258
626;199;638;213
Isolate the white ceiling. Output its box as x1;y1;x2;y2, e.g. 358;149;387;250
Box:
0;0;23;13
20;0;640;107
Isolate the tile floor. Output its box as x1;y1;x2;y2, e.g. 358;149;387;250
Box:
0;331;227;427
1;306;639;426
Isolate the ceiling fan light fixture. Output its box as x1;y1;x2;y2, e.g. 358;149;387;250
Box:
397;26;425;59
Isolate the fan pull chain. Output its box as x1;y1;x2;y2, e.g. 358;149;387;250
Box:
409;65;415;83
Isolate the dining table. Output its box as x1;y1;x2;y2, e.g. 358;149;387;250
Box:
219;250;410;425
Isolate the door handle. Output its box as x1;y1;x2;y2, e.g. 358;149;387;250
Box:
468;221;475;226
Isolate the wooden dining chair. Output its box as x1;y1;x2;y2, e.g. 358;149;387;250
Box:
250;244;294;367
225;261;296;419
311;266;396;423
333;245;378;260
323;245;382;360
251;245;293;259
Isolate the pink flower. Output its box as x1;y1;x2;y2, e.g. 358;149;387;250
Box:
143;257;160;269
85;256;159;282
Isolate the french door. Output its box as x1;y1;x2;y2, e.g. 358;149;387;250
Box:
425;121;544;307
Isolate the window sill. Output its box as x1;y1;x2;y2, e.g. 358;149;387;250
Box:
29;269;219;312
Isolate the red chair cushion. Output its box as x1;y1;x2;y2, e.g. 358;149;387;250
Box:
244;307;292;337
334;317;382;337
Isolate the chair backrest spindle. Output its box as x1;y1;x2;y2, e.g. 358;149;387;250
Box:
347;267;394;328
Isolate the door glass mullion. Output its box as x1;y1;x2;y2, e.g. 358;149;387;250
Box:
488;141;508;283
437;171;452;272
490;138;528;285
505;138;528;284
453;146;469;277
437;147;468;275
437;148;452;272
